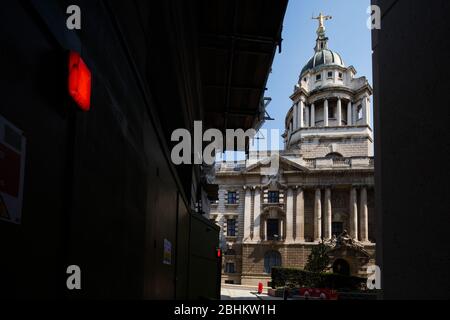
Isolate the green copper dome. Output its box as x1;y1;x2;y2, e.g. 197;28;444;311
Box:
300;49;345;76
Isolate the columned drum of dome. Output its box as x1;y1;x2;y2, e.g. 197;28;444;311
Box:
285;14;373;154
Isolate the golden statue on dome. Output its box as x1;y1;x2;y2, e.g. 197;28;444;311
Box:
312;12;332;36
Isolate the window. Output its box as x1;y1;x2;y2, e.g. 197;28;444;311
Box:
332;222;344;237
227;219;236;237
326;152;344;159
357;105;363;120
327;71;333;79
338;72;343;79
264;251;281;274
268;191;279;204
328;106;335;119
303;77;307;82
266;219;279;241
225;248;236;256
315;74;322;81
227;191;237;204
225;263;236;274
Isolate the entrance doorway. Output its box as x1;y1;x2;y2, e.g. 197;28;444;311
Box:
332;259;350;276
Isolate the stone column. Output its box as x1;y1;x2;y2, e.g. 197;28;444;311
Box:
264;218;268;241
253;187;261;242
324;188;332;240
293;103;298;130
243;187;252;241
285;188;294;243
295;188;305;242
337;99;342;126
347;101;352;126
305;105;310;127
350;187;358;240
324;100;329;127
299;100;305;128
362;95;370;126
314;188;322;241
359;187;369;243
311;103;315;127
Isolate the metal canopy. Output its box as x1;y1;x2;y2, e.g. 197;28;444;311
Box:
196;0;288;140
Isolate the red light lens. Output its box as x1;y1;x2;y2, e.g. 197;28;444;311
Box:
217;248;221;258
68;51;91;111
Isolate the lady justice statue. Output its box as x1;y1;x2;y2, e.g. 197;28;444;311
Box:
312;12;332;36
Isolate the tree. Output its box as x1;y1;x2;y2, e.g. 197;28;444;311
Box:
304;241;330;273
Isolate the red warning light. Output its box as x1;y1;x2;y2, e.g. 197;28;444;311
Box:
217;248;221;258
68;51;91;111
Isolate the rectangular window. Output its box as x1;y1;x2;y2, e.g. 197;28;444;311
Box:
267;219;280;241
332;222;344;237
268;191;279;204
315;74;322;81
338;72;343;79
357;105;363;120
327;71;333;79
227;219;236;237
227;191;237;204
225;263;235;274
328;106;335;119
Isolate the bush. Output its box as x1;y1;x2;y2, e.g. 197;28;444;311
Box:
304;242;330;273
271;267;366;291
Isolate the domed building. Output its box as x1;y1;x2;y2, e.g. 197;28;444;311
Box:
210;15;375;286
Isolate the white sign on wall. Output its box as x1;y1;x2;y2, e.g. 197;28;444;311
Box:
0;114;26;224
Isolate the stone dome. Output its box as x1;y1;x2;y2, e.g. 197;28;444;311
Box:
300;49;345;77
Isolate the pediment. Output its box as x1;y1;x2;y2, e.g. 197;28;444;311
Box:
244;154;309;175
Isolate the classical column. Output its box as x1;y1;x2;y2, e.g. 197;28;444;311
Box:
264;218;268;241
324;100;329;127
253;187;261;242
359;187;369;243
299;100;305;128
349;187;358;240
347;101;352;126
305;105;310;127
293;103;298;130
366;96;371;126
314;188;322;241
362;96;369;126
311;103;316;127
243;187;252;241
337;99;342;126
352;103;358;125
295;188;305;242
285;188;294;243
324;188;332;240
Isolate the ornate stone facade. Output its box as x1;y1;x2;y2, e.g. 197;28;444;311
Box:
210;18;375;286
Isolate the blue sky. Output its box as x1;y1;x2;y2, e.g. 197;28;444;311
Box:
222;0;372;160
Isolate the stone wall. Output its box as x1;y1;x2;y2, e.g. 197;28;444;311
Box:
299;137;371;158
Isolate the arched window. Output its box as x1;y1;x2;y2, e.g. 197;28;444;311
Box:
264;251;282;274
325;152;344;159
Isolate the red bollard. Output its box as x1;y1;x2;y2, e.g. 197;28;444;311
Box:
258;282;263;294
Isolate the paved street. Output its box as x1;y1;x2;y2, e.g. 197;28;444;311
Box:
221;285;282;300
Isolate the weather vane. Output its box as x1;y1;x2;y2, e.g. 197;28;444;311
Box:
312;12;332;36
